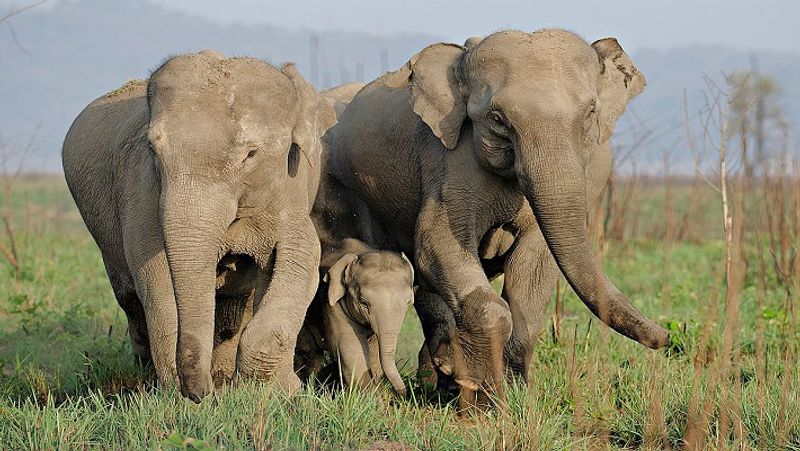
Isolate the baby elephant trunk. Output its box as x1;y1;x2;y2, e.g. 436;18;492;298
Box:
375;319;406;396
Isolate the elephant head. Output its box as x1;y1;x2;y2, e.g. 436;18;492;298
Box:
324;252;415;395
146;52;335;401
385;30;667;377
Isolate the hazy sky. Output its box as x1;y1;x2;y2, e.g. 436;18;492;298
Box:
139;0;800;53
4;0;797;53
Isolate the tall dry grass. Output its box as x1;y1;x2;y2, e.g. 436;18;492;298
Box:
593;73;799;449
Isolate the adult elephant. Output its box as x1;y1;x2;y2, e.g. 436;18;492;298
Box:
63;51;335;401
325;29;669;402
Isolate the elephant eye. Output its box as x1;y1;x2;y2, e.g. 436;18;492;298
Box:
489;111;505;125
245;148;258;160
358;297;369;309
586;100;597;116
487;111;511;139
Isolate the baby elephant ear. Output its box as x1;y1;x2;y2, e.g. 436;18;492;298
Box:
400;252;415;284
281;63;337;168
326;253;358;306
400;252;415;304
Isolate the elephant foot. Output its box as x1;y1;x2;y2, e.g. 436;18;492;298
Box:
274;369;302;395
211;340;240;386
211;367;235;387
417;343;438;388
237;326;301;395
152;355;179;388
417;312;457;378
455;380;503;415
503;341;531;383
157;371;180;389
429;330;454;376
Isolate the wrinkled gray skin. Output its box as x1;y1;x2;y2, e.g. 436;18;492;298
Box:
62;51;335;402
326;30;670;405
295;239;414;395
314;82;392;249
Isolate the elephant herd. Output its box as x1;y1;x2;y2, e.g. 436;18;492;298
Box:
62;29;669;406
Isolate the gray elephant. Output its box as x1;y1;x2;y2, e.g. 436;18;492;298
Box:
62;50;335;401
294;238;414;395
324;29;670;405
314;82;398;251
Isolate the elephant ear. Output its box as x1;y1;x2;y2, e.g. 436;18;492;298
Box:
325;253;358;306
400;252;415;304
281;63;337;168
591;38;646;144
463;36;484;49
383;43;468;150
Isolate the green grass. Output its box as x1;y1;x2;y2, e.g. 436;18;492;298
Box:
1;176;799;449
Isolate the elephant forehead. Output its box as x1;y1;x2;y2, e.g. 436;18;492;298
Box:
152;54;290;93
358;282;414;302
474;29;594;59
467;30;599;83
355;272;414;295
232;111;291;148
354;254;412;277
151;105;234;152
150;55;297;123
151;87;294;154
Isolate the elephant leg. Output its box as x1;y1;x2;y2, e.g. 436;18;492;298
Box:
294;325;326;383
107;268;151;367
417;341;435;386
501;225;560;382
127;252;179;386
121;192;179;386
211;290;253;384
415;199;512;396
331;325;371;389
414;287;458;392
236;218;320;393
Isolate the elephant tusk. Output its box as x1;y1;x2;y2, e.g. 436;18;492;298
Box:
455;378;480;391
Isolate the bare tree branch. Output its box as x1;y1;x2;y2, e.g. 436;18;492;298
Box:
0;0;46;56
0;0;45;24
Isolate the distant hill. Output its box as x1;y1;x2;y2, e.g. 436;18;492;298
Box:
0;0;439;170
0;0;798;171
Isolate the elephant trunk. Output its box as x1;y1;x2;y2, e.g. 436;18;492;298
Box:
516;133;669;349
160;177;236;402
374;313;406;396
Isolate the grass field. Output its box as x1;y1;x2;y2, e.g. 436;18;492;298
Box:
0;175;798;450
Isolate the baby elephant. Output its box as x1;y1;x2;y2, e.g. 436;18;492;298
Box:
295;239;414;395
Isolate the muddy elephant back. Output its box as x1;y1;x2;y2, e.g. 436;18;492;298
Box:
62;80;150;253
